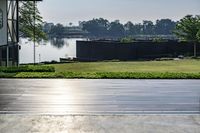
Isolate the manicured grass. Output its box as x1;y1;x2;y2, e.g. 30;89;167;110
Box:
52;60;200;73
0;60;200;79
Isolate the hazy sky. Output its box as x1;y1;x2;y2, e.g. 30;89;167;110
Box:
37;0;200;25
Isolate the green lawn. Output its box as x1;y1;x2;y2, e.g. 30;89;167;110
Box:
52;60;200;73
1;59;200;79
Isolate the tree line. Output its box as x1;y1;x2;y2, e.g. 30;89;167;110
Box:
81;18;176;39
44;18;177;39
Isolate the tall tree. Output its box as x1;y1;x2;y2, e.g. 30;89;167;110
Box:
124;21;134;36
133;23;143;35
155;19;176;35
19;1;46;42
82;18;109;38
108;20;125;39
49;23;65;38
19;1;46;64
142;20;154;35
174;15;200;57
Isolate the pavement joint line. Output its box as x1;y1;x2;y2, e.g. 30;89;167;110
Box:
0;111;200;115
0;114;200;116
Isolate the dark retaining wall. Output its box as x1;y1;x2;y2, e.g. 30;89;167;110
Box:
76;41;200;61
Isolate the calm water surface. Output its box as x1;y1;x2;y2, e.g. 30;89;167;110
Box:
19;38;86;64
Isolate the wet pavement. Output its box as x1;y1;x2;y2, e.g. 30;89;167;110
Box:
0;79;200;114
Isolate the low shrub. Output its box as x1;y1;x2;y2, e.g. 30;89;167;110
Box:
0;65;55;73
0;72;16;78
1;72;199;79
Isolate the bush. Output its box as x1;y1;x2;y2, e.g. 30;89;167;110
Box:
120;37;135;43
3;72;200;79
0;72;16;78
0;65;55;73
152;37;167;42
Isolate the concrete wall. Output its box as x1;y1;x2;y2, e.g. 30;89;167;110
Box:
77;41;200;61
0;0;7;46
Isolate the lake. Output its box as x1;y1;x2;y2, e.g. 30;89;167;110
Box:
19;38;86;64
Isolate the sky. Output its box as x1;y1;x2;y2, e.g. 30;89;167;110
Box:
37;0;200;25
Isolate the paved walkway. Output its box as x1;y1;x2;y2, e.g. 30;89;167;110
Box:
0;79;200;114
0;115;199;133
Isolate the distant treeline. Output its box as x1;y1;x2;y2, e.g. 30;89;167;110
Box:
43;18;177;39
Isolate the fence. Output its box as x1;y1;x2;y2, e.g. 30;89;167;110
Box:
76;41;200;61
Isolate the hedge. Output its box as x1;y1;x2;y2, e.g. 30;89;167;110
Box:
0;66;55;73
1;72;200;79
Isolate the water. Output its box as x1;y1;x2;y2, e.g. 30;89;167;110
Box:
19;38;86;64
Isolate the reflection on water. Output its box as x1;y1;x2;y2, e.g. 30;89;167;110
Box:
50;38;67;49
19;38;86;64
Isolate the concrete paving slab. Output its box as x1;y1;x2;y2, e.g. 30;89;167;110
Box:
0;115;199;133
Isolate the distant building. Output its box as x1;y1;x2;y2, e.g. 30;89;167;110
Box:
64;26;88;38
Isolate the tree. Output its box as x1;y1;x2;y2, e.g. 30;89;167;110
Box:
82;18;109;38
124;21;138;36
124;21;134;36
49;23;65;38
174;15;200;57
19;1;46;64
108;20;125;39
155;19;176;35
133;23;143;35
142;20;154;35
19;1;46;42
